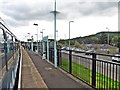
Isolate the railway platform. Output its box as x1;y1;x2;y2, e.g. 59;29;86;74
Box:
20;48;92;89
21;48;47;88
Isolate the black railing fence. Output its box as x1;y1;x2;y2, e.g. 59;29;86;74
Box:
48;48;120;89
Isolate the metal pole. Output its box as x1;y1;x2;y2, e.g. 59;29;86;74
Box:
33;23;39;53
42;32;43;55
41;29;45;39
56;30;58;45
42;32;43;39
31;36;33;51
28;33;30;39
50;0;59;68
36;26;38;53
43;41;45;57
108;29;109;45
54;0;57;68
106;27;109;54
69;21;74;50
35;34;37;52
64;34;66;46
41;29;44;56
27;33;30;50
31;40;33;51
47;40;49;62
69;22;70;50
106;27;109;45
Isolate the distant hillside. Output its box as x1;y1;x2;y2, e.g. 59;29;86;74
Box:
70;31;120;44
94;31;119;38
59;31;120;46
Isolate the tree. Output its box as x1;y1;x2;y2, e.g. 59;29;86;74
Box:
99;33;108;44
91;37;99;44
118;36;120;53
74;41;80;48
70;40;75;46
112;35;120;53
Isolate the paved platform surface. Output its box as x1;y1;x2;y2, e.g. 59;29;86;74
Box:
27;50;93;89
21;48;47;88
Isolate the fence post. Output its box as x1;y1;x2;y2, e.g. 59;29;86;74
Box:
52;48;54;63
50;48;52;62
57;48;59;66
49;49;50;61
45;47;47;59
92;53;96;87
69;50;72;74
59;49;62;66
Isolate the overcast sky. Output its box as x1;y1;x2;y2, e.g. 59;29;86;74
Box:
0;0;119;41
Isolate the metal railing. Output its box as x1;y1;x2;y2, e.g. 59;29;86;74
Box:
49;48;120;89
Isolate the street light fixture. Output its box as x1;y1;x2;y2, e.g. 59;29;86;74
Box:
69;21;74;50
33;23;38;53
33;23;38;26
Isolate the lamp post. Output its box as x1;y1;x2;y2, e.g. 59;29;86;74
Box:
27;33;30;50
40;29;45;56
40;29;45;40
35;34;37;41
50;0;59;68
27;33;30;39
31;35;33;51
27;33;30;44
64;34;66;46
33;23;38;53
106;27;110;54
69;21;74;50
106;27;109;45
35;34;38;52
24;35;27;42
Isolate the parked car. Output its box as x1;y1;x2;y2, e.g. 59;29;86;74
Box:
112;54;120;63
74;48;85;53
61;47;66;50
85;50;96;55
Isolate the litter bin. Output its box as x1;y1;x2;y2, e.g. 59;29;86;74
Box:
42;51;46;60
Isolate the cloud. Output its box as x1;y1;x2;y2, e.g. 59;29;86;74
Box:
4;18;29;27
0;0;118;27
58;2;118;19
1;2;51;20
